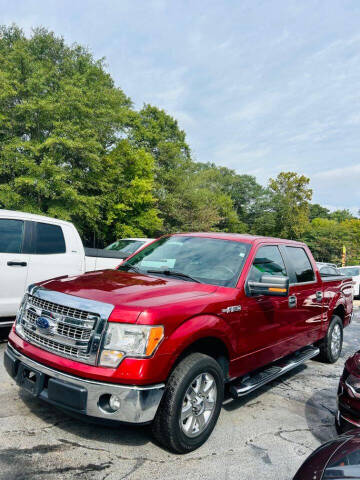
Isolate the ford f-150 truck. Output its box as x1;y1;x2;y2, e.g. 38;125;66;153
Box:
4;233;354;452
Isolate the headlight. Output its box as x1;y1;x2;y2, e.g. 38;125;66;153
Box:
99;323;164;367
15;294;28;330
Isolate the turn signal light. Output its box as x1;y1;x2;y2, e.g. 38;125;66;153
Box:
145;326;164;356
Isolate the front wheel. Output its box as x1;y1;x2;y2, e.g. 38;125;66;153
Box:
152;353;224;453
317;315;343;363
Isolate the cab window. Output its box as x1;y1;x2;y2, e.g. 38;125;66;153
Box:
286;246;315;283
35;222;66;254
248;245;287;283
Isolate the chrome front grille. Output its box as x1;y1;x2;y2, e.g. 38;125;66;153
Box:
25;309;92;341
28;295;94;322
23;328;88;359
16;288;114;365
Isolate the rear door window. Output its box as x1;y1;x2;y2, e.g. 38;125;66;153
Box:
286;247;315;283
0;219;24;253
248;245;287;282
35;222;66;254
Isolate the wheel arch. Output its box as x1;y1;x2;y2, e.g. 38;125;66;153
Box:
163;315;234;381
171;336;231;380
332;303;345;326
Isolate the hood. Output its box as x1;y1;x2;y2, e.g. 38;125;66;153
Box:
39;269;218;323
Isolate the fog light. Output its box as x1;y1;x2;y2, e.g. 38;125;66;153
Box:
109;394;121;411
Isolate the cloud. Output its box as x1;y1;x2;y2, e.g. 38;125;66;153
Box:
1;0;360;210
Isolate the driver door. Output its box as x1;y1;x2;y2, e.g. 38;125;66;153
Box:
239;244;291;371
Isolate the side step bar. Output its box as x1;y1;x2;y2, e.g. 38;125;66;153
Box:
229;345;320;399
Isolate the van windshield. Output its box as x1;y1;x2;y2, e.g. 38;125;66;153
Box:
119;235;251;287
339;267;360;277
105;239;144;254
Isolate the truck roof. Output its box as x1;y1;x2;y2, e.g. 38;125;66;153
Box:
172;232;306;246
0;209;74;227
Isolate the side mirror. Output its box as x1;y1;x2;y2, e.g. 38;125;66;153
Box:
248;275;289;297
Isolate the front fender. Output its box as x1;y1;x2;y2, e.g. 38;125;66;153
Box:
160;314;235;362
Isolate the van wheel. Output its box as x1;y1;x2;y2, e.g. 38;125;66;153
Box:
152;353;224;453
316;315;343;363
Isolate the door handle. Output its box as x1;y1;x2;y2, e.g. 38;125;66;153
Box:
316;291;323;301
288;295;297;308
7;261;27;267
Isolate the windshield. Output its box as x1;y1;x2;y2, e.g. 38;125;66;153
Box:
118;235;251;287
339;267;360;277
105;239;144;254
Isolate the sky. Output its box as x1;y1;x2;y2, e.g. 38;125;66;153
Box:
1;0;359;213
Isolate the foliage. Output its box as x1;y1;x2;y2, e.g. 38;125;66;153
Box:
0;25;160;245
0;25;359;264
304;218;360;264
309;203;330;221
329;209;355;223
266;172;312;239
96;140;162;243
129;106;246;233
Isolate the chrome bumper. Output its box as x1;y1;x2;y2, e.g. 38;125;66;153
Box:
6;344;165;424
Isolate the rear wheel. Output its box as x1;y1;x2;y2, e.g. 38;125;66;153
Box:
152;353;224;453
317;315;343;363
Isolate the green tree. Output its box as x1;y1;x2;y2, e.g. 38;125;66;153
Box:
194;163;264;227
329;209;355;222
99;140;162;242
303;218;343;262
340;219;360;264
0;26;161;245
304;217;360;264
129;105;245;233
309;203;330;221
268;172;312;239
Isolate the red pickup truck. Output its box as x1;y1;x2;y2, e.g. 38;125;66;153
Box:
4;233;354;452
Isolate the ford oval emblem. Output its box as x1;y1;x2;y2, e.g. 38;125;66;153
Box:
36;316;54;334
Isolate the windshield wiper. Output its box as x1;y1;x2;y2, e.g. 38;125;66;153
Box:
147;269;201;283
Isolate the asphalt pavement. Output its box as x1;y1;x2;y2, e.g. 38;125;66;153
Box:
1;305;359;480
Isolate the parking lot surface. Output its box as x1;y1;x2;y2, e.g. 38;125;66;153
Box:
1;306;359;480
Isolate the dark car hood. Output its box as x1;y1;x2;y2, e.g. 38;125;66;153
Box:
293;431;360;480
39;269;218;323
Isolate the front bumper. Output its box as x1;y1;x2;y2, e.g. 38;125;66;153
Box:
4;343;165;424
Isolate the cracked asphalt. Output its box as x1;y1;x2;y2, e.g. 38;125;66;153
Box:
1;305;360;480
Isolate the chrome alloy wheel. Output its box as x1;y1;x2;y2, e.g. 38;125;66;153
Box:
180;372;217;438
331;323;342;357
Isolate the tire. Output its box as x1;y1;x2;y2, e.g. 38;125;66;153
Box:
152;353;224;453
316;315;343;364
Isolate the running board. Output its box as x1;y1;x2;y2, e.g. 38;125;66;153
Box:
229;345;320;399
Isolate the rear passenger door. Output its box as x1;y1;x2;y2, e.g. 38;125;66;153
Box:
282;245;323;347
26;221;80;286
0;219;29;317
